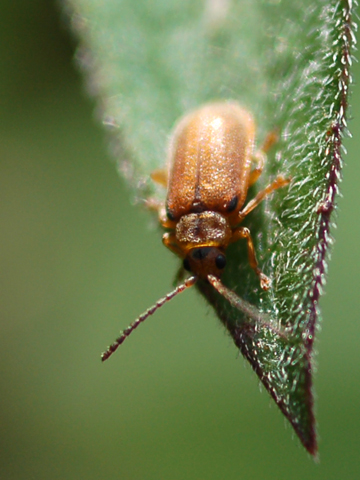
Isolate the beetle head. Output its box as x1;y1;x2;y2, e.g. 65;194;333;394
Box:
183;246;226;280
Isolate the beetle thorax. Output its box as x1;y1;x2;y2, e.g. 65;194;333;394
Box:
175;211;232;252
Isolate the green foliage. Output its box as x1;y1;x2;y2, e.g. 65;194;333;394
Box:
66;0;357;455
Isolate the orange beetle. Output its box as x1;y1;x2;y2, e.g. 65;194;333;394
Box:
102;102;289;361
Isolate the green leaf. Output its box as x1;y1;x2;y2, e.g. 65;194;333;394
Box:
64;0;357;456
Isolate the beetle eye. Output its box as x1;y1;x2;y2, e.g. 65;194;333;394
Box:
215;254;226;270
183;258;191;272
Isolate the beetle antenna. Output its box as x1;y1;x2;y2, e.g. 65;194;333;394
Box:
207;275;286;338
101;276;197;361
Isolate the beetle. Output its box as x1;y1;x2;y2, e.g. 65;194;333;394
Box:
101;102;289;361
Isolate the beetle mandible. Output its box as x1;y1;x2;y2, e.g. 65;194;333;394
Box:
102;102;289;361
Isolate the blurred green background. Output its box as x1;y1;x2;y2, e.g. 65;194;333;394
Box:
1;2;360;479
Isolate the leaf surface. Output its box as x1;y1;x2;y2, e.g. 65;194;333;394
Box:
65;0;357;455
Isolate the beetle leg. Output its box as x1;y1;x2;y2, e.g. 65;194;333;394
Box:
231;226;271;290
238;175;290;222
162;232;183;257
249;131;278;186
249;150;265;186
151;168;168;187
